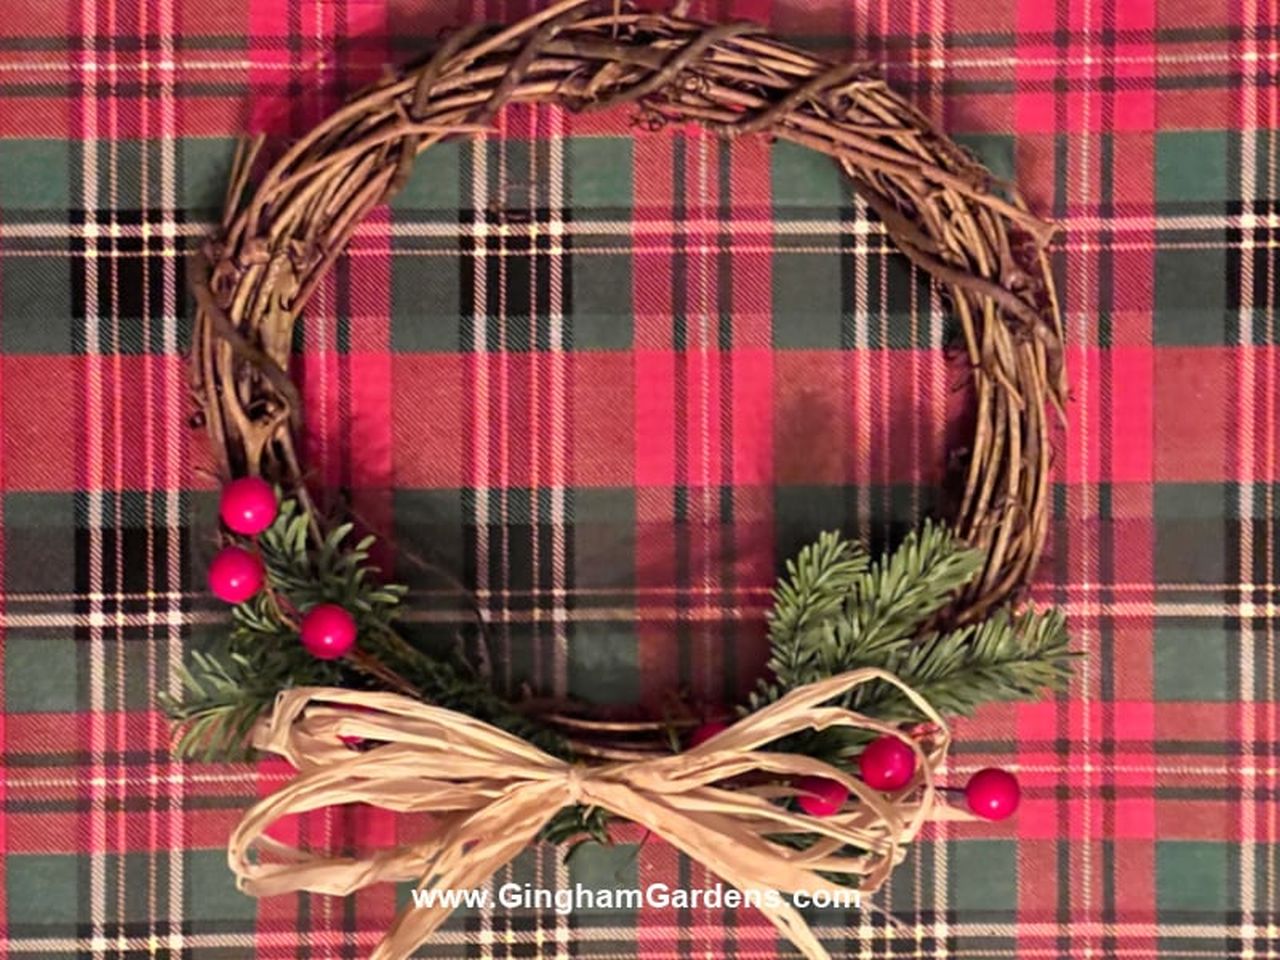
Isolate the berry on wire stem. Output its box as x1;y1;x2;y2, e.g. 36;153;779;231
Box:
208;545;265;604
858;734;917;791
792;775;849;817
964;767;1020;820
219;477;279;536
299;603;358;660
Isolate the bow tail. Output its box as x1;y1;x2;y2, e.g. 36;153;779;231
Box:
588;785;846;960
371;781;568;960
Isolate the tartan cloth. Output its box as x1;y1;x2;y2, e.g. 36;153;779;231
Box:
1;0;1278;956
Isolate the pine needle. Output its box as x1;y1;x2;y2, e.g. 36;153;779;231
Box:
749;521;1078;738
162;498;565;763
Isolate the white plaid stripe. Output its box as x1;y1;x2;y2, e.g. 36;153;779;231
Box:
918;0;954;953
1069;0;1101;953
151;0;186;946
1237;0;1261;942
4;919;1275;956
75;0;109;954
545;104;570;698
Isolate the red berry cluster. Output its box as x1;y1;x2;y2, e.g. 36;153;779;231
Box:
207;478;276;604
684;723;1020;821
207;479;358;662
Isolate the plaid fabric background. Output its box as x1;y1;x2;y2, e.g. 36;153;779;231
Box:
2;0;1278;956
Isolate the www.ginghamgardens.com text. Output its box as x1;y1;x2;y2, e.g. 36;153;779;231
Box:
410;882;860;916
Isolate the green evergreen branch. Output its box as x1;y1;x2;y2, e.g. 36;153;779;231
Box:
749;521;986;711
747;521;1077;761
163;498;566;762
834;520;984;661
158;650;286;762
863;606;1078;721
766;530;869;671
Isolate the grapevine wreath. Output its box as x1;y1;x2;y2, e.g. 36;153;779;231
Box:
166;2;1078;958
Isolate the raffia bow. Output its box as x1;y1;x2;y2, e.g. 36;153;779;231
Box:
229;668;970;960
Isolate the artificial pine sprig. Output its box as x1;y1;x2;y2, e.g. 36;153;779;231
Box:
159;650;287;761
828;521;984;662
762;531;869;689
165;499;564;761
750;521;979;710
253;499;409;623
854;606;1075;722
748;521;1077;753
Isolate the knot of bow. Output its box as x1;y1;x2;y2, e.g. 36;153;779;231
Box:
228;668;965;960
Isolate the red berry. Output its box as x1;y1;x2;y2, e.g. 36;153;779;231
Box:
858;734;917;791
793;775;849;817
299;603;357;660
219;477;278;535
964;767;1021;821
687;721;729;748
207;545;265;603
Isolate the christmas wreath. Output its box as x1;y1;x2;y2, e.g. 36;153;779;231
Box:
165;2;1078;958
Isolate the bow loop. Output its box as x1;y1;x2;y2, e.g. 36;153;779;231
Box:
228;668;965;960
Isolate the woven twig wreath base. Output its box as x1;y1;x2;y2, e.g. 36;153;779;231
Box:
192;0;1066;711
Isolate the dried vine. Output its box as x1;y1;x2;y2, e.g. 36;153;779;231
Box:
191;0;1066;734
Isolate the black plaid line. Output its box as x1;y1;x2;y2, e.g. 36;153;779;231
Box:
72;497;191;615
459;207;574;353
68;208;188;354
1225;199;1279;340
